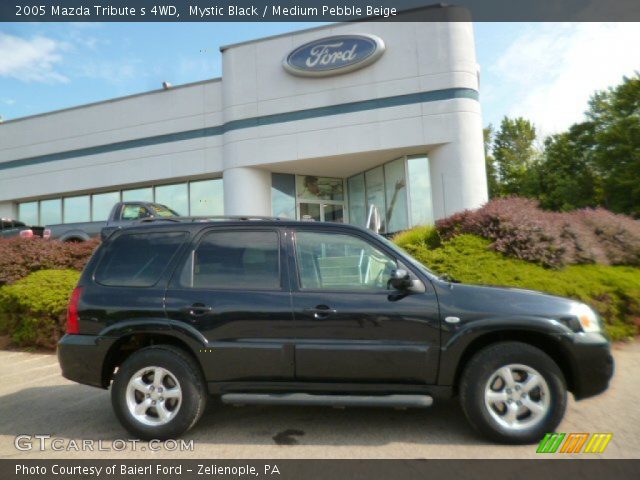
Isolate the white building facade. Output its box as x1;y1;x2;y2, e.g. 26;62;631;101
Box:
0;18;487;234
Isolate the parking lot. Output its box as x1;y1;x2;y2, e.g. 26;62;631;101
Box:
0;342;638;459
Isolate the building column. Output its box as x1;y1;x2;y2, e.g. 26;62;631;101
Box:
0;201;18;219
429;111;488;220
223;167;272;216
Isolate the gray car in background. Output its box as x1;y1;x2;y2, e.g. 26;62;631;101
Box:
45;202;180;242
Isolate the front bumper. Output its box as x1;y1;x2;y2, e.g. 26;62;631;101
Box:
562;333;614;400
57;334;116;389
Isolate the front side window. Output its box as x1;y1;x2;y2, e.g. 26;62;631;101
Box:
183;230;280;290
95;232;186;287
295;231;397;290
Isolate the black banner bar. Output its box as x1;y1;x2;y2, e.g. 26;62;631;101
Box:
2;460;640;480
1;0;640;22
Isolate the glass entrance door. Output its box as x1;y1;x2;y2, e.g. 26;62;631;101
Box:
299;202;344;223
295;175;346;223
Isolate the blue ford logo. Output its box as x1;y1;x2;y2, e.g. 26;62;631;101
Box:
283;34;385;77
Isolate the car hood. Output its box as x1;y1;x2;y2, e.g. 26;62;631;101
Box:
435;281;582;320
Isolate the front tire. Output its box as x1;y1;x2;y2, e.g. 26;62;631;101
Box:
459;341;567;444
111;345;207;440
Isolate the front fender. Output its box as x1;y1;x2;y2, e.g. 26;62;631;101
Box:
437;315;572;386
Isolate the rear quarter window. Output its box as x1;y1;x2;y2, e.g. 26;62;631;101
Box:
95;231;187;287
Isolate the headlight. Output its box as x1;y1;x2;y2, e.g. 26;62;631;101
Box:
571;303;601;333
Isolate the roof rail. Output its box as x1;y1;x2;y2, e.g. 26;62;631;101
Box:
139;215;282;223
194;215;282;221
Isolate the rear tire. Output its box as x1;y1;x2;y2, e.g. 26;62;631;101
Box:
459;341;567;444
111;345;207;440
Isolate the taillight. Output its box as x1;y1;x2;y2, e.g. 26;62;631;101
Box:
66;287;83;334
43;229;51;240
19;229;34;238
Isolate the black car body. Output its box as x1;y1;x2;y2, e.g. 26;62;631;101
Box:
58;219;614;443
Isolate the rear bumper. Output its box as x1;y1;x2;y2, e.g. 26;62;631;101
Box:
564;333;614;400
57;334;115;389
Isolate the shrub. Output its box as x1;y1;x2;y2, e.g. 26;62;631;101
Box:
0;270;80;349
397;231;639;341
435;197;640;268
0;237;98;286
393;225;441;251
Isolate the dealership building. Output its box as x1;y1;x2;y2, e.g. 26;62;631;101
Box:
0;13;487;234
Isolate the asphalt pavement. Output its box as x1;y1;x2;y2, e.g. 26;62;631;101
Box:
0;342;637;459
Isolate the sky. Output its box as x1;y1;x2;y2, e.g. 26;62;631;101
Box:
0;22;639;138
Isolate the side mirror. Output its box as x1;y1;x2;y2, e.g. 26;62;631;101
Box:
389;268;413;290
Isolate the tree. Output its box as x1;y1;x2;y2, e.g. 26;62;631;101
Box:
584;74;640;216
534;126;599;211
493;117;540;196
483;125;500;198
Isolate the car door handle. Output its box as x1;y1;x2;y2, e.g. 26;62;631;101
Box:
303;305;338;319
181;303;212;317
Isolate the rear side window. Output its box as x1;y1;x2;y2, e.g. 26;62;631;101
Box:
95;232;186;287
180;230;280;290
121;205;151;220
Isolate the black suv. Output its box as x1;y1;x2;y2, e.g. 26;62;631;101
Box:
57;219;613;444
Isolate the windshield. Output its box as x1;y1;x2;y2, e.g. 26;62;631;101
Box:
375;233;440;279
152;204;180;218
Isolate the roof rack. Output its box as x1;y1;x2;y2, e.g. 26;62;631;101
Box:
139;215;282;224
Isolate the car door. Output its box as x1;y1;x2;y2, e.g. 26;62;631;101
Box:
289;227;440;384
164;227;295;382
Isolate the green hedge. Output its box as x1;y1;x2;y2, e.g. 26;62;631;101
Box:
0;270;80;349
395;228;640;341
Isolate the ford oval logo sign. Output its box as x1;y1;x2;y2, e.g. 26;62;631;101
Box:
283;34;385;77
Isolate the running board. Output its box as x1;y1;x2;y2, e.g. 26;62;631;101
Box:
220;393;433;409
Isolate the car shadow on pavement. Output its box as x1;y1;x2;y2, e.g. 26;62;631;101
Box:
0;384;484;446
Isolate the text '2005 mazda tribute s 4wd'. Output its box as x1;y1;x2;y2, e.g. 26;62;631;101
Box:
57;218;614;444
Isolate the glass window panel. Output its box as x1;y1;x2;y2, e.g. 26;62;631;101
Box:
40;198;62;225
347;174;366;227
299;203;321;221
91;192;120;221
295;231;396;290
323;204;344;223
63;196;90;223
408;156;435;226
271;173;296;219
155;183;188;216
186;231;280;290
122;187;153;203
95;232;186;287
364;167;386;233
189;179;224;216
296;175;343;201
384;158;409;233
18;202;39;225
